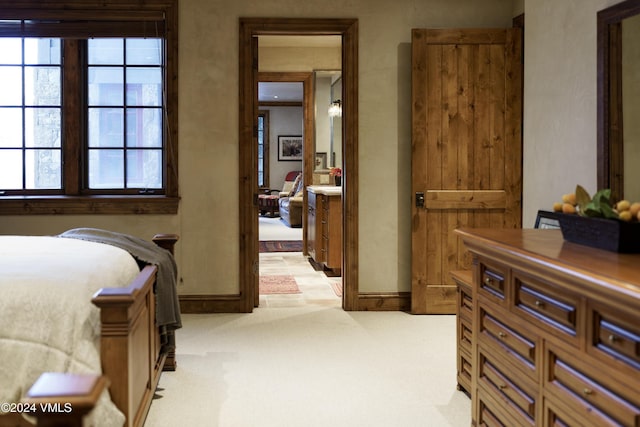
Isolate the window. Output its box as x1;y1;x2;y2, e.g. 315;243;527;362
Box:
87;38;163;191
0;38;62;191
0;0;179;214
257;111;270;188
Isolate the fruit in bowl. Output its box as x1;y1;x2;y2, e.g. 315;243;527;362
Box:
552;185;640;252
553;185;640;222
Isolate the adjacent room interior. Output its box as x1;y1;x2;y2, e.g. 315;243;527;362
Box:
256;37;344;304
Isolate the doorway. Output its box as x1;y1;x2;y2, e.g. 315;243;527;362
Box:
257;72;312;249
239;18;359;312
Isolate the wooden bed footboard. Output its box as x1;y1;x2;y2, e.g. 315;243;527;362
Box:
92;264;161;427
93;233;179;427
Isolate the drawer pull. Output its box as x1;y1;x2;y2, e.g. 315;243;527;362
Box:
485;277;491;285
498;332;507;339
608;334;618;343
535;300;544;307
582;388;593;396
498;384;508;390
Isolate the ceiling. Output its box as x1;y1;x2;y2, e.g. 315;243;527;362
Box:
259;82;304;102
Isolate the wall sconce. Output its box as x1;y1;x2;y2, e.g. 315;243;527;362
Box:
328;99;342;117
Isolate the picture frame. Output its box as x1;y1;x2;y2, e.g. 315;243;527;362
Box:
278;135;303;161
534;210;561;229
315;152;327;169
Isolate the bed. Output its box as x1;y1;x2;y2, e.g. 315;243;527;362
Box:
0;229;181;427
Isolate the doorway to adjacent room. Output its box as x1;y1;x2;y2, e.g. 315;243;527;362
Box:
239;18;359;311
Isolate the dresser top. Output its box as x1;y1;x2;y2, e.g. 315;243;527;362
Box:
455;228;640;297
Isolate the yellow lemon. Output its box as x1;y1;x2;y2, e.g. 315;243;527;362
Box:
619;210;632;222
616;200;631;212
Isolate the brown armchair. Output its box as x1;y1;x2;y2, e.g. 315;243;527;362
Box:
278;172;304;227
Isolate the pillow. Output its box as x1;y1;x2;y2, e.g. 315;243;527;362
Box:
281;181;294;194
288;173;303;197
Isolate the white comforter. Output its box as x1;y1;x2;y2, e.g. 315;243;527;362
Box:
0;236;141;426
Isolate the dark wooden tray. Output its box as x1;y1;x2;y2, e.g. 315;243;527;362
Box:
558;213;640;253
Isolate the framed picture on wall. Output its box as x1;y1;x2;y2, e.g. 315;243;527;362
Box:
278;135;303;161
315;152;327;169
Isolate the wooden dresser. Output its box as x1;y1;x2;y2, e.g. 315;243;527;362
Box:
454;228;640;427
451;269;473;396
306;186;342;275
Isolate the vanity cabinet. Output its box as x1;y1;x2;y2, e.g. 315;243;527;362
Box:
306;186;342;275
455;228;640;427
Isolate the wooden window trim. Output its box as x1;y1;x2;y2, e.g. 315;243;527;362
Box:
258;110;270;189
0;0;179;215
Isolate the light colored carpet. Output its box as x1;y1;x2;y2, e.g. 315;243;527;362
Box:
144;253;471;426
259;216;303;241
144;311;471;427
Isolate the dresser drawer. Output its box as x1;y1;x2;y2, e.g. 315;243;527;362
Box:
543;399;585;427
458;317;472;354
479;306;537;380
457;350;472;395
478;348;537;425
452;270;473;321
512;272;581;342
460;286;473;319
478;395;512;427
547;347;640;427
479;261;508;303
589;303;640;374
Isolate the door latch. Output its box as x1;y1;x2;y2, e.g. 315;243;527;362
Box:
415;192;425;208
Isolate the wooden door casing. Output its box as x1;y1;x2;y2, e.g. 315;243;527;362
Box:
411;28;523;314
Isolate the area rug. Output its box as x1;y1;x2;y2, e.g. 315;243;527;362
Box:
329;279;343;297
260;275;301;294
259;240;303;253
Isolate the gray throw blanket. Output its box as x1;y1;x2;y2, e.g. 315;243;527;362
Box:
58;228;182;332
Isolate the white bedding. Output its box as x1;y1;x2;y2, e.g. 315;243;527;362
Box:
0;236;141;426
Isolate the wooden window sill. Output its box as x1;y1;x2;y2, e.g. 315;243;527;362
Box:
0;196;180;215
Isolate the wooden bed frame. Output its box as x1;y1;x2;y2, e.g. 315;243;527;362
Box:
0;233;179;427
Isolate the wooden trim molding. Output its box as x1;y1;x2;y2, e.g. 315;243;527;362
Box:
239;18;360;312
0;196;179;215
358;293;411;311
179;295;248;314
258;101;303;107
179;293;409;313
597;0;640;201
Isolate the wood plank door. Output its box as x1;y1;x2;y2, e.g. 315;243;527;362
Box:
411;28;523;314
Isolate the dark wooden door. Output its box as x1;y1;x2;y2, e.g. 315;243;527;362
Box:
411;28;523;314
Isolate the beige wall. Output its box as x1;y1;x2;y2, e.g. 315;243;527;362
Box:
262;106;303;188
522;0;624;227
3;0;519;298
